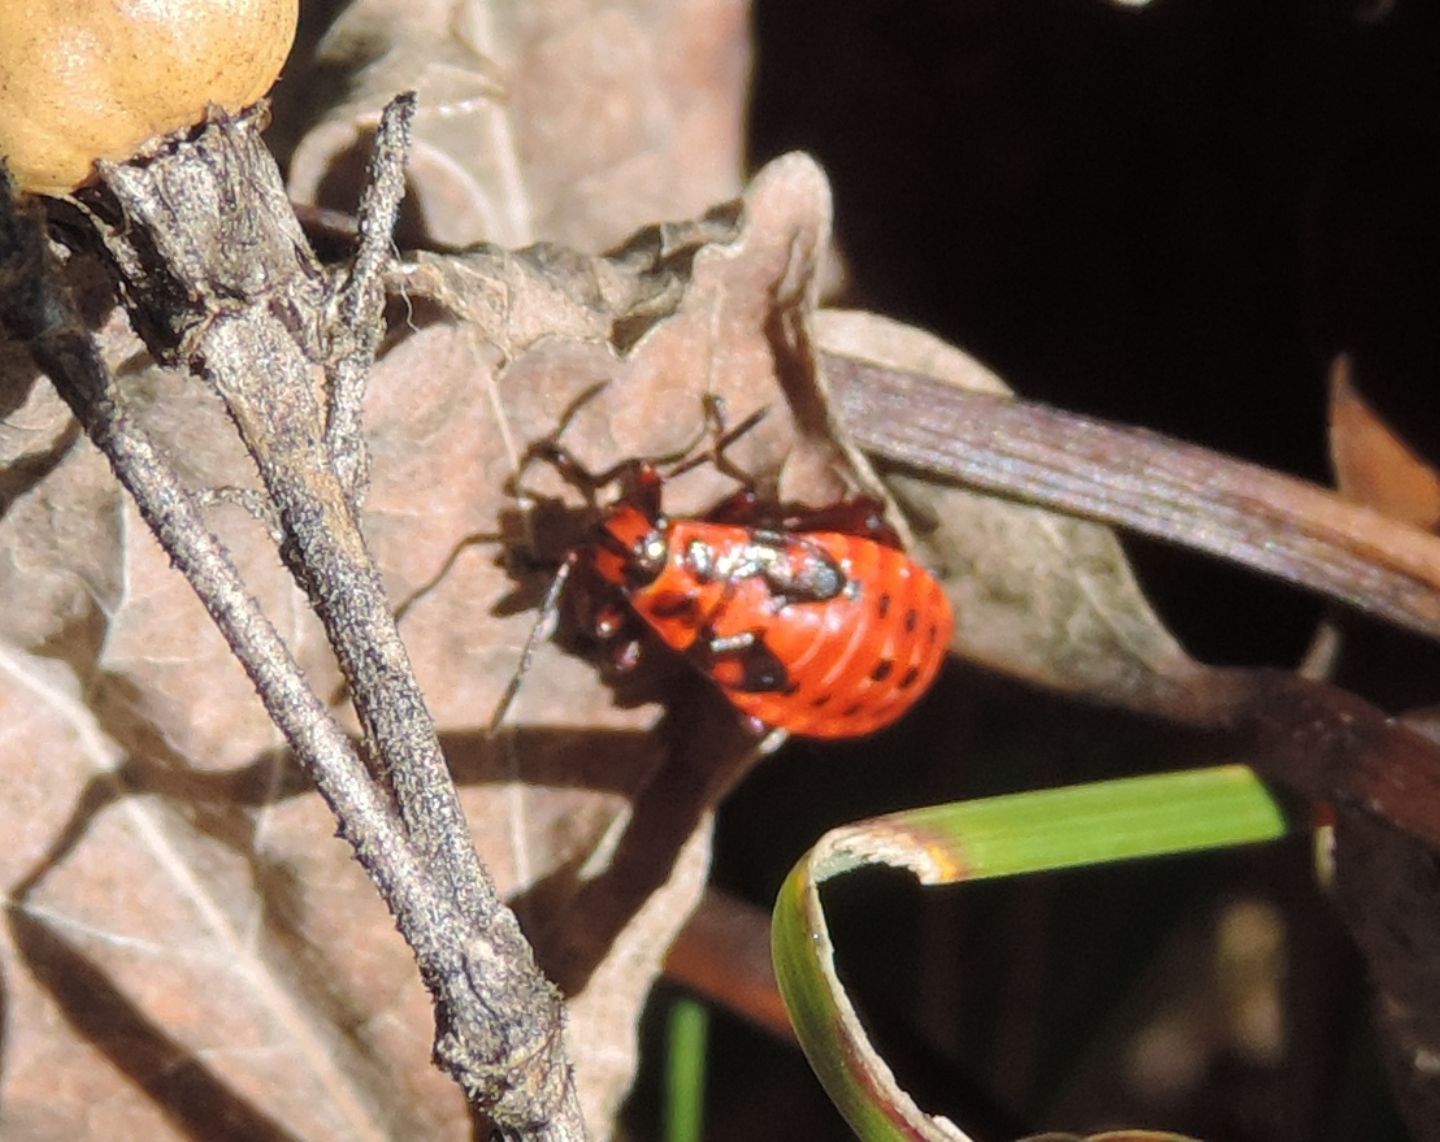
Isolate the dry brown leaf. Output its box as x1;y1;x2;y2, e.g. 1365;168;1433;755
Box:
0;341;473;1136
0;350;117;659
289;0;751;252
1329;353;1440;532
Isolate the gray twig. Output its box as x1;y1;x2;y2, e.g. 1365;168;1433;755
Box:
326;92;417;499
1;96;583;1139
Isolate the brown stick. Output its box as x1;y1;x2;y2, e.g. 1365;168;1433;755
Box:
825;352;1440;643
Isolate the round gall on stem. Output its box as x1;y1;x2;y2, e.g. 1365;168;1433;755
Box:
0;0;298;195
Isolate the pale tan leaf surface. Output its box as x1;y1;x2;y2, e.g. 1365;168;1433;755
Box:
290;0;751;251
105;379;340;773
0;345;472;1137
0;646;458;1141
0;311;378;1137
0;330;123;660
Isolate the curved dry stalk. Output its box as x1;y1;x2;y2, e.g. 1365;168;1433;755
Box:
825;352;1440;644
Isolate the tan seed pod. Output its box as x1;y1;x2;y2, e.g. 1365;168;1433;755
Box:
0;0;298;195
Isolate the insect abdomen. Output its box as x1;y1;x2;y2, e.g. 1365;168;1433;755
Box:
627;526;951;738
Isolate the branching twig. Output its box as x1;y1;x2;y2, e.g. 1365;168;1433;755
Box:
0;194;418;896
325;93;416;499
1;99;584;1138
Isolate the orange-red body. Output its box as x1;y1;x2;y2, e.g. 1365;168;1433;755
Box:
588;479;952;739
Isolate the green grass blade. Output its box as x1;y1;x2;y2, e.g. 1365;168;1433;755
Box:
664;994;710;1142
771;765;1292;1141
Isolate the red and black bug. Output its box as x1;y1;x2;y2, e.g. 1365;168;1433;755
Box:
493;397;953;739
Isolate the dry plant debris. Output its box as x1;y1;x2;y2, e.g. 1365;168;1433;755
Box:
4;2;1440;1140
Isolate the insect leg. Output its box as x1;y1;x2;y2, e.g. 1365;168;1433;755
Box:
665;394;769;487
781;497;900;547
488;554;577;734
694;626;794;694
